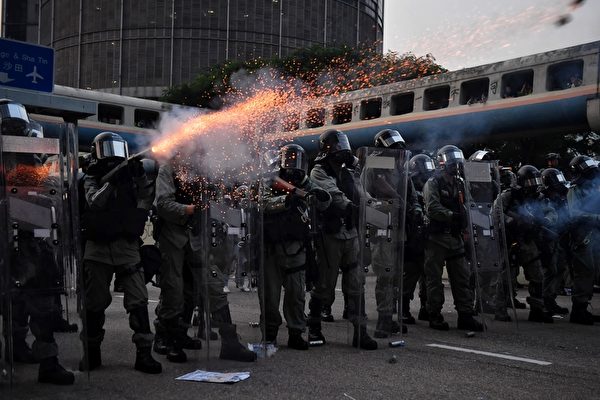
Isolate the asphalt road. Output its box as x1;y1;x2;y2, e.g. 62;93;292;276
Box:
2;275;600;400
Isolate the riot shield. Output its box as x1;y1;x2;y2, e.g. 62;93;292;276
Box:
1;124;83;384
463;161;517;327
197;185;265;364
356;147;409;347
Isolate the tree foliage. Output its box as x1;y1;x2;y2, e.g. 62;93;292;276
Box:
160;45;446;108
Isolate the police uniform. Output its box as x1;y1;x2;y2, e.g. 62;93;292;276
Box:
423;170;476;326
262;175;330;347
155;158;255;362
79;132;160;373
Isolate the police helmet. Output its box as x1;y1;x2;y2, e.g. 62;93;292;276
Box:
541;167;568;194
279;144;308;183
0;99;30;136
409;154;436;178
499;167;517;190
90;131;129;160
373;129;406;149
468;149;495;162
569;155;598;184
27;120;44;139
436;145;464;170
517;165;542;191
315;129;352;163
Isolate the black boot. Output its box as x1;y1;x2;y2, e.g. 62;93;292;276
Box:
287;330;309;350
11;339;37;364
219;324;257;362
153;320;171;355
79;343;101;371
457;313;484;332
308;297;326;345
195;310;219;341
79;310;105;371
38;356;74;385
164;318;187;363
429;314;449;331
401;298;416;325
528;308;554;323
352;325;377;350
570;302;595;325
321;305;334;323
135;347;162;374
55;316;78;333
511;298;527;309
418;306;429;321
374;314;403;338
544;298;569;315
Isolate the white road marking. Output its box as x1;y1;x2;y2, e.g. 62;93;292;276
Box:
343;393;357;400
427;344;552;366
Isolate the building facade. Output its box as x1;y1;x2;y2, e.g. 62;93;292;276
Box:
3;0;384;98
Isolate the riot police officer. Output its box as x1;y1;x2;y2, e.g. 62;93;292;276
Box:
403;154;435;324
494;165;554;323
423;145;483;331
154;148;256;362
567;155;600;325
539;168;570;315
370;129;420;336
79;132;162;373
262;144;331;349
308;129;378;350
1;100;75;384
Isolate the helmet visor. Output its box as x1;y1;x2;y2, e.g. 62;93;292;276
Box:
522;176;542;188
0;102;30;135
378;132;405;148
97;139;128;159
439;150;464;164
328;134;351;153
280;148;308;172
423;160;435;172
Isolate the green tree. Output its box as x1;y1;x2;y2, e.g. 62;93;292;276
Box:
161;45;446;108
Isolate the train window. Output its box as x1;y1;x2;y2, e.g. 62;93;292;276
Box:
390;93;414;115
283;112;300;131
546;60;584;91
332;103;353;125
98;103;124;125
460;78;489;105
306;108;325;128
423;86;450;111
501;70;533;98
360;98;382;120
134;109;160;128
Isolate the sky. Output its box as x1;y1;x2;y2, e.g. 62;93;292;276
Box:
384;0;600;71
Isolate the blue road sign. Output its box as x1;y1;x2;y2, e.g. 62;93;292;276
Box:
0;38;54;93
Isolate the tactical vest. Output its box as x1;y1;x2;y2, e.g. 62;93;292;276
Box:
263;187;310;243
317;162;356;234
428;172;462;234
82;178;148;242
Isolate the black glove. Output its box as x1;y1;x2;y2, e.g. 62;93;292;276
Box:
309;188;330;202
451;212;463;225
411;209;424;227
128;158;145;177
344;203;359;230
286;192;307;211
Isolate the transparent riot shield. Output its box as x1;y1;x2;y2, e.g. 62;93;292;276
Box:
463;161;517;328
198;185;264;364
1;124;83;384
356;147;409;347
1;130;10;380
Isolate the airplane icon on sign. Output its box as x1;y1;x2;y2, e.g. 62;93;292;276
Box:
26;66;44;84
